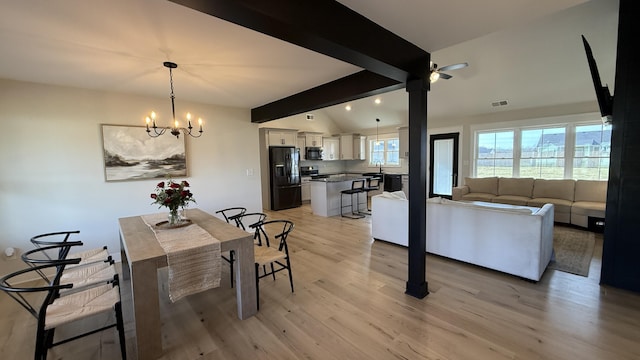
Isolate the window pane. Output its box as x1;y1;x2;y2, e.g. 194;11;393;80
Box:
386;139;400;165
475;131;513;177
573;123;611;180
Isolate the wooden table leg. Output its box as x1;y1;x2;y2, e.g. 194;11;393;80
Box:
233;235;258;319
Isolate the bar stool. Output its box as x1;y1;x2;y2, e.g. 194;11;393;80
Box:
340;180;365;219
361;178;381;214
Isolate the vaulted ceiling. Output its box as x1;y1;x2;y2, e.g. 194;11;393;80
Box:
0;0;617;131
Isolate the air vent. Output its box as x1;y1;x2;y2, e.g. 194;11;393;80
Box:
491;100;509;107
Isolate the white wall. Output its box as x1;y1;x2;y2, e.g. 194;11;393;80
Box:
0;79;262;275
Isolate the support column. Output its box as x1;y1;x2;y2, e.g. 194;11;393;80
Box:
405;77;429;298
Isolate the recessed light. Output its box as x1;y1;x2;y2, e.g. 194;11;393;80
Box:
345;104;352;111
374;98;382;105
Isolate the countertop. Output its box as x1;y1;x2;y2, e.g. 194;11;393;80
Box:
310;175;369;183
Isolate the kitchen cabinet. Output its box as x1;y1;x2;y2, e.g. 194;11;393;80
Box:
339;134;366;160
402;175;409;198
398;126;409;158
322;137;340;160
301;176;311;202
304;133;323;147
267;129;297;146
354;135;366;160
297;136;306;160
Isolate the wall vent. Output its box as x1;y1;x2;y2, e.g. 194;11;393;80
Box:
491;100;509;107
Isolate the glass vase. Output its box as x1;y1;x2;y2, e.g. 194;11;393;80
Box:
168;207;181;225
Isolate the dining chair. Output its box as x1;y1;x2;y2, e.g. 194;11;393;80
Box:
249;220;294;310
215;207;247;286
361;177;381;213
0;261;126;360
22;243;117;295
30;231;110;269
222;211;267;288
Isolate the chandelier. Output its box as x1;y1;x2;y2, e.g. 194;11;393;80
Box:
145;62;203;139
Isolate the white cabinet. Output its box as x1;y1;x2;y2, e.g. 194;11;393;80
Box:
354;135;366;160
322;137;340;160
304;133;323;147
402;175;409;198
340;134;354;160
297;137;306;160
301;176;311;202
339;134;366;160
398;126;409;158
267;130;297;146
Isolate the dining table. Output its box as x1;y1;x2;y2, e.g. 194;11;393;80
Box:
119;208;257;360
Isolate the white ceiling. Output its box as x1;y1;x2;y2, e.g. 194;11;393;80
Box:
0;0;617;132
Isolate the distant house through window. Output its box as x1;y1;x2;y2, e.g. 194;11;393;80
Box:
474;121;611;180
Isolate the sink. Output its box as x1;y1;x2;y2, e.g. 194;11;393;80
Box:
362;172;383;177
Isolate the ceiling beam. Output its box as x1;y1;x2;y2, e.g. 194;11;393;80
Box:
169;0;430;122
251;70;402;123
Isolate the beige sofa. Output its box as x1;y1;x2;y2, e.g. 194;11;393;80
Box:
452;177;607;228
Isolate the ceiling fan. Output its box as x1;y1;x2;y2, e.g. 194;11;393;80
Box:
429;61;469;83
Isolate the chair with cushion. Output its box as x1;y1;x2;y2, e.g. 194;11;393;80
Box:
340;180;365;219
30;231;110;269
249;220;294;310
0;260;126;359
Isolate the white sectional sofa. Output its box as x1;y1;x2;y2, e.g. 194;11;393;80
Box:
371;192;555;281
452;177;607;228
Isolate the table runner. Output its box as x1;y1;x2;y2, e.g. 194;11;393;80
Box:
141;213;221;302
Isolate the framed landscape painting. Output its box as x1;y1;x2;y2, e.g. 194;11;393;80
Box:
101;124;187;182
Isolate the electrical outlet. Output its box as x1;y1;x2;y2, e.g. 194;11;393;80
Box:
246;168;254;176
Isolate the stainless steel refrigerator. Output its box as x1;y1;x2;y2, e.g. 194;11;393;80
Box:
269;146;302;210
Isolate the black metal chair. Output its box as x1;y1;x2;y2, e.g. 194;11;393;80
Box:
223;212;267;288
0;260;126;360
30;231;109;269
361;177;381;213
340;180;365;219
249;220;294;310
215;207;247;287
22;243;117;295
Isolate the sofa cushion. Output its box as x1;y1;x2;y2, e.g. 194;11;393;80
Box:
532;179;575;201
461;193;495;202
528;198;573;215
498;177;534;197
572;201;606;217
465;177;498;195
574;180;607;202
491;195;531;206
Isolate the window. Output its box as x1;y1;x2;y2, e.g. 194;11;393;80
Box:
473;120;611;180
475;131;514;177
520;127;565;179
369;138;400;166
573;123;611;180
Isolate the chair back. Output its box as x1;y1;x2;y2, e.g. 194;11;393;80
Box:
21;242;84;282
251;220;294;251
0;260;79;319
215;207;247;227
367;178;380;190
352;180;365;191
30;231;81;259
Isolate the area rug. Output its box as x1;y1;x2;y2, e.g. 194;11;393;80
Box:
548;226;595;277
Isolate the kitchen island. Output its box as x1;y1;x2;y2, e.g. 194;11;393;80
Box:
310;175;368;217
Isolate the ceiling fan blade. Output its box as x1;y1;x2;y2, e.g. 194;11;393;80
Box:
439;72;453;80
438;62;468;72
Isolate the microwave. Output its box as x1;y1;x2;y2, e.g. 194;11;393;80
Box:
305;147;323;160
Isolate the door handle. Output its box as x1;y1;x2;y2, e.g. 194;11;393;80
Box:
452;173;458;187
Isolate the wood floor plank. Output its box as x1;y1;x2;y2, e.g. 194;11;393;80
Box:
1;205;639;359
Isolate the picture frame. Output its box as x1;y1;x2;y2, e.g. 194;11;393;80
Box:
101;124;187;182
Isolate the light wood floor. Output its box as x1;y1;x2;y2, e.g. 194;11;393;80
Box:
2;205;640;359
